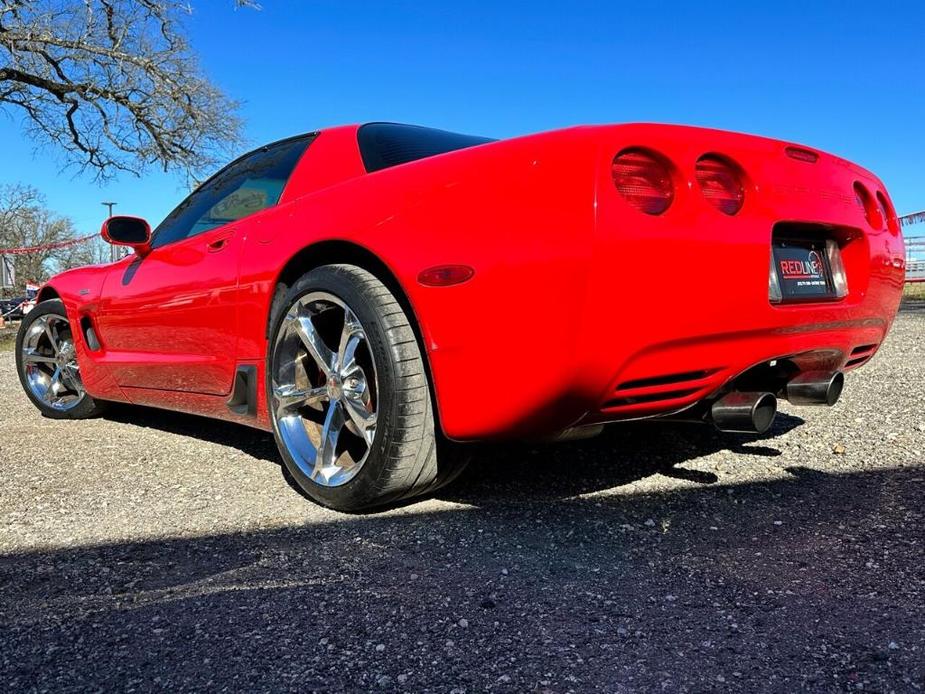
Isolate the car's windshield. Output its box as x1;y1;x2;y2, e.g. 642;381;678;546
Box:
151;135;313;249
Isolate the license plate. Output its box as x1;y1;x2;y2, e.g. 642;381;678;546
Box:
772;239;837;301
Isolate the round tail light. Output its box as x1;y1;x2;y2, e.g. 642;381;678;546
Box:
612;149;675;215
853;182;882;229
695;155;745;215
876;191;898;234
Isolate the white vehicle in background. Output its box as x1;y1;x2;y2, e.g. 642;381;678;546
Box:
1;284;39;320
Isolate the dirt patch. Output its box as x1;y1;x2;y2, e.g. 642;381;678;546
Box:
0;325;17;352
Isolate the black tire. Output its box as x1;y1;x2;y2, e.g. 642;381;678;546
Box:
15;299;108;419
267;264;468;511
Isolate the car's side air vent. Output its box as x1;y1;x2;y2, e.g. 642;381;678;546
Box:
80;315;102;352
846;343;878;368
616;369;718;391
604;388;701;409
603;368;722;411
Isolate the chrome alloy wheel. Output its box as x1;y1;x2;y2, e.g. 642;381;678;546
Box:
21;313;86;411
270;292;379;487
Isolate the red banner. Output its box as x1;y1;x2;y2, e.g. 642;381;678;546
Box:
0;234;96;255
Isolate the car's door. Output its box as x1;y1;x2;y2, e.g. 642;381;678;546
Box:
97;135;313;395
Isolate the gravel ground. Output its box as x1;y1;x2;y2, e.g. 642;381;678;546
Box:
1;305;923;693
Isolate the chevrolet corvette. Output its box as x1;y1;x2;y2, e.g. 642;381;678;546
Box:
15;123;906;510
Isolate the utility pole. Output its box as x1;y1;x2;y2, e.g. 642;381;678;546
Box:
101;201;117;262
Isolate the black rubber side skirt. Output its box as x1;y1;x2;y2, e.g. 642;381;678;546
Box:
227;365;257;417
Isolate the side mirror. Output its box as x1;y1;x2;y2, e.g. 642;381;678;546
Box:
101;216;152;256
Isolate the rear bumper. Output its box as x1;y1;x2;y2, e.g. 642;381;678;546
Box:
582;316;887;424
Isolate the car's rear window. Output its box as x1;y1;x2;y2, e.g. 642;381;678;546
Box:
358;123;494;173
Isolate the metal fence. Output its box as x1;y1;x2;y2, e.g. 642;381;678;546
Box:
900;211;924;283
907;239;925;283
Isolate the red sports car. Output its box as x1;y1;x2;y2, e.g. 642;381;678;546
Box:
15;123;906;510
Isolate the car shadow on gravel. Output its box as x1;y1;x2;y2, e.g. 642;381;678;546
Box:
1;463;922;692
442;414;804;506
102;403;806;506
103;404;281;464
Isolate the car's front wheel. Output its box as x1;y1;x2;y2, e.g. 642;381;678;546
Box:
15;299;107;419
267;264;467;511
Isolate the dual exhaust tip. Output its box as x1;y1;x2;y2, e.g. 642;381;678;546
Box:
711;370;844;434
710;391;779;434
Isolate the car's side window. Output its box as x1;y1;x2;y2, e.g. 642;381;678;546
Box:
151;135;314;249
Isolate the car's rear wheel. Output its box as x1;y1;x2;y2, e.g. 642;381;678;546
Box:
267;264;467;511
15;299;107;419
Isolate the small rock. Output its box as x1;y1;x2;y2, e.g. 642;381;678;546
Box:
888;641;900;650
644;519;656;527
375;643;385;653
458;618;469;628
500;568;509;576
833;443;846;455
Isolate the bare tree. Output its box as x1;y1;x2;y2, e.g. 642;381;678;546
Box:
0;183;87;288
0;0;255;180
56;232;110;269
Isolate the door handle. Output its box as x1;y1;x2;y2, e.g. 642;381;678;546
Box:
207;231;234;252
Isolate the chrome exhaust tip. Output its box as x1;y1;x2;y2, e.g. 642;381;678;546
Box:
785;370;844;407
711;392;778;434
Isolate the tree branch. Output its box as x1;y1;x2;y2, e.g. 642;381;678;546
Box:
0;0;251;180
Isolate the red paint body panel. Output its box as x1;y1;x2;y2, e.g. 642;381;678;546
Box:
42;123;905;440
96;223;244;395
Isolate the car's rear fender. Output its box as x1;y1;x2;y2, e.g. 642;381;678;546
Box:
238;128;603;439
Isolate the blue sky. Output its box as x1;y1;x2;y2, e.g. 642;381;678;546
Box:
3;0;924;236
